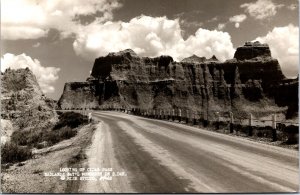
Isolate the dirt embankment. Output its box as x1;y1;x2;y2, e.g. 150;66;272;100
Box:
1;122;97;193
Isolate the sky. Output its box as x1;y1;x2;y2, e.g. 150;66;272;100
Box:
1;0;299;100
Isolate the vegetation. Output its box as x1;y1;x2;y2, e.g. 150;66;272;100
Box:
43;126;77;145
53;112;88;130
4;112;89;164
11;126;77;147
1;142;32;163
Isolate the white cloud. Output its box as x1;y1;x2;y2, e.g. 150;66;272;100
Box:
179;19;203;28
1;0;122;40
32;42;41;48
287;4;298;10
1;53;60;93
217;23;226;30
229;14;247;28
255;24;299;77
73;15;235;62
207;16;219;23
241;0;284;20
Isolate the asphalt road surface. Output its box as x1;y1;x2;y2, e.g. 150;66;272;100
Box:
78;111;299;193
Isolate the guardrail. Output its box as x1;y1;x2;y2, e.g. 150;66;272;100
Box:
59;106;299;143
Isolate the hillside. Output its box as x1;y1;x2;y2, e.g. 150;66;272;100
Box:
1;68;57;143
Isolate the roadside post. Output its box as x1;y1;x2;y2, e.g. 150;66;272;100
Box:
186;110;189;124
172;109;175;121
229;112;234;133
202;111;207;127
88;112;92;123
272;114;277;141
216;112;220;130
178;109;182;122
248;113;253;136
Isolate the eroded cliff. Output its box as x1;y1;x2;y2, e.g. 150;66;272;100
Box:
58;42;298;120
1;68;57;134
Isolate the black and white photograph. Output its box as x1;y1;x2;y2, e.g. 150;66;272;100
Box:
0;0;299;193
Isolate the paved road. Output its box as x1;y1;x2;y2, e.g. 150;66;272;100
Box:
79;111;299;193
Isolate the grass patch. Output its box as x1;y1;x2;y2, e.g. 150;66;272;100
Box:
5;112;89;164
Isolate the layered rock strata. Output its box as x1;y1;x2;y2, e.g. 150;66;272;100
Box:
58;42;298;119
1;68;57;131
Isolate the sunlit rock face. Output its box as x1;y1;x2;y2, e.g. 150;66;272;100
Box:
1;68;57;136
234;41;272;60
58;42;298;119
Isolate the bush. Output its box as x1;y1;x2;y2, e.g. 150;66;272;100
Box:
43;131;60;145
53;112;88;130
1;142;32;163
9;112;87;151
284;125;299;144
58;126;77;139
11;129;43;146
11;130;29;145
56;111;63;115
43;126;77;145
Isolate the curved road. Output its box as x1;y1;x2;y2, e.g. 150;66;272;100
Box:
78;111;299;193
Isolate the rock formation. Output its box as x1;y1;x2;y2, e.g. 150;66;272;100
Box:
1;68;57;143
58;41;298;120
234;41;271;60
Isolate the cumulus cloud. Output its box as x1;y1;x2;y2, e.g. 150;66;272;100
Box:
73;15;235;62
255;24;299;77
1;53;60;93
1;0;122;40
241;0;284;20
229;14;247;28
2;1;235;63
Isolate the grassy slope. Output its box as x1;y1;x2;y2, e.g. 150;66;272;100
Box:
1;121;97;193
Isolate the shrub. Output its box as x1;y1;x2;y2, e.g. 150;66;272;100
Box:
56;111;63;115
43;126;77;145
284;125;299;144
11;129;43;146
11;130;30;145
58;126;77;139
1;142;32;163
9;112;87;152
42;131;60;145
53;112;88;130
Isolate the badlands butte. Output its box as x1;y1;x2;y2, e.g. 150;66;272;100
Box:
58;41;298;121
